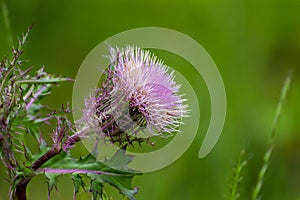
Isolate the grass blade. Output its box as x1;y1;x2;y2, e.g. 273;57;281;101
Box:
252;71;293;200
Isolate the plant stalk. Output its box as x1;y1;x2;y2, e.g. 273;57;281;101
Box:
13;129;88;200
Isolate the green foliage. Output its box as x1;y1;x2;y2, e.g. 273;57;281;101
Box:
0;26;74;199
0;28;141;200
228;149;248;200
39;151;139;200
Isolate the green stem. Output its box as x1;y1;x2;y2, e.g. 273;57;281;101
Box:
229;149;247;200
252;71;293;200
13;128;90;200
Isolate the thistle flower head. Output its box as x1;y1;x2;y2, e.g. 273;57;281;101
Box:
81;45;188;146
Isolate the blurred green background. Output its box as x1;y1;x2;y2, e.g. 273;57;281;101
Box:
0;0;300;199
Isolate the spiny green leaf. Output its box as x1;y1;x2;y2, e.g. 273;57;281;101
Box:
103;149;135;172
91;173;138;200
42;153;106;170
71;173;86;196
45;172;60;198
90;178;103;200
40;152;140;200
38;151;68;169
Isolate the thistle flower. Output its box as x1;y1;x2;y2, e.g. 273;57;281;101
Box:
81;45;188;146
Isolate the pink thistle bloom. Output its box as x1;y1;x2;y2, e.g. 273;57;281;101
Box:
82;45;188;146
